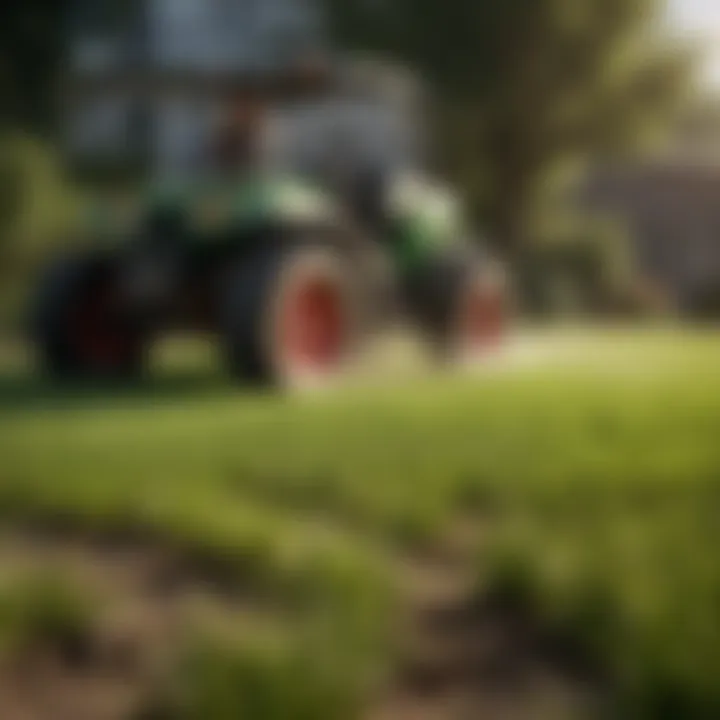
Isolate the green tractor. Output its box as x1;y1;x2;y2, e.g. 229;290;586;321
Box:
31;60;508;389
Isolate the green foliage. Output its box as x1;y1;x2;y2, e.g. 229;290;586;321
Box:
151;635;365;720
0;135;82;330
518;213;640;317
485;482;720;717
0;574;93;657
0;141;24;248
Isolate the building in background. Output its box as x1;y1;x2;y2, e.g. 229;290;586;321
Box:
585;161;720;311
582;104;720;313
65;0;328;177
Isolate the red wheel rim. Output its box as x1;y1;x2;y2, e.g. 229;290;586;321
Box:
279;275;347;373
461;285;506;353
68;285;132;370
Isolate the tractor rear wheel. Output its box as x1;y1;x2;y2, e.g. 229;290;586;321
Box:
220;244;360;389
31;252;148;380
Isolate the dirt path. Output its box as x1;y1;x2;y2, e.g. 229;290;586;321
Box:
366;518;596;720
0;515;600;720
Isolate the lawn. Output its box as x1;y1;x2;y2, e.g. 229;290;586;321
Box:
0;327;719;718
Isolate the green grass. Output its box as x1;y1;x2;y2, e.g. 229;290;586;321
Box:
0;573;94;660
1;327;720;717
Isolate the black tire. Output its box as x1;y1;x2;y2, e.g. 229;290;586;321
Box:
220;243;361;389
30;252;148;381
406;250;509;363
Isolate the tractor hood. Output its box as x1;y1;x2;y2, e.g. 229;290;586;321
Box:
81;174;341;242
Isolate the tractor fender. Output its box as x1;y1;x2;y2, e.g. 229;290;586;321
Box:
386;174;468;273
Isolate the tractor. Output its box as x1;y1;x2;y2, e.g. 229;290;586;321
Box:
30;59;509;389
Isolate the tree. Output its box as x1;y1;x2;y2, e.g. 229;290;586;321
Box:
325;0;693;256
0;1;67;133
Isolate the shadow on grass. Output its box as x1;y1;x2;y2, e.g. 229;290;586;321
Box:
0;371;244;413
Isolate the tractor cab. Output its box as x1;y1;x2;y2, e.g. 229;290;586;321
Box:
261;59;424;207
139;56;436;244
72;52;467;270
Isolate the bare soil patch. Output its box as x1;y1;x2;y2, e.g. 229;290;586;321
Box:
0;528;282;720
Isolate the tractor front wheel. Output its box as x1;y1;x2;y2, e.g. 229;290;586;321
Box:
450;268;508;361
408;255;510;364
